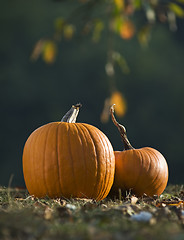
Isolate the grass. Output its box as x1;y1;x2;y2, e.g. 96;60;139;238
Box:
0;185;184;240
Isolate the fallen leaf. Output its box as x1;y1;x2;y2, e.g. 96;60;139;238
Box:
131;196;138;205
156;200;184;208
54;199;66;207
44;207;53;220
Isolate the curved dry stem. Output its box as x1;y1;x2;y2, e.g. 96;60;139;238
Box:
110;105;134;150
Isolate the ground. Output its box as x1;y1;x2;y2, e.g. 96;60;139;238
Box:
0;185;184;240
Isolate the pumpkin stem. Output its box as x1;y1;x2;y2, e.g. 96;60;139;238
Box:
110;105;134;150
61;103;82;123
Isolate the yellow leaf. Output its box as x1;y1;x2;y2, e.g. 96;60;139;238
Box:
63;24;75;40
110;91;127;117
114;0;125;10
42;41;57;64
169;3;184;18
44;207;53;220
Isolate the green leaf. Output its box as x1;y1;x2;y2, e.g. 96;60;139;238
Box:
54;17;65;32
169;3;184;18
137;25;151;47
112;52;130;74
112;16;123;33
133;0;142;9
92;20;104;43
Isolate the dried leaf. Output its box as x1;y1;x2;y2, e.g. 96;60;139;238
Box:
149;217;157;225
30;39;45;61
59;199;67;207
44;207;53;220
131;196;138;205
156;200;184;208
156;202;167;208
101;204;108;210
119;20;135;40
53;198;66;206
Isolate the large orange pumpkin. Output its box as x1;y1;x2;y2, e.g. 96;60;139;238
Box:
110;105;168;197
23;104;115;201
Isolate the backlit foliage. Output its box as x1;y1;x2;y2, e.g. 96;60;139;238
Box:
31;0;184;63
42;41;57;64
31;0;184;120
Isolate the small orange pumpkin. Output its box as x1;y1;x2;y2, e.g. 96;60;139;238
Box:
110;105;169;197
23;104;115;201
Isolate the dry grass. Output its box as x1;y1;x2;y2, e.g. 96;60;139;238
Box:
0;185;184;240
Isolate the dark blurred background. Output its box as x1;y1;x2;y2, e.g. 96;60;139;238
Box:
1;0;184;187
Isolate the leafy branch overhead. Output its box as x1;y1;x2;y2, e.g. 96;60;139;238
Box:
30;0;184;121
31;0;184;64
